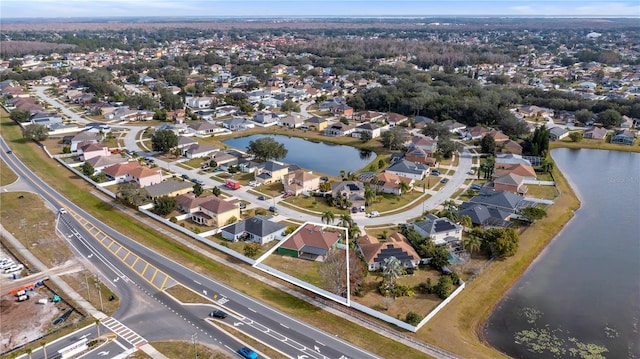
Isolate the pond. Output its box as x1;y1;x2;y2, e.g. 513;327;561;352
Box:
483;148;640;358
223;134;373;176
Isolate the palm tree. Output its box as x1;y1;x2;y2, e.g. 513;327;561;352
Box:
460;215;472;231
398;181;411;195
340;170;346;179
339;213;353;228
442;200;459;222
382;256;403;287
349;225;361;241
364;186;376;206
463;233;482;255
95;318;101;339
321;210;335;225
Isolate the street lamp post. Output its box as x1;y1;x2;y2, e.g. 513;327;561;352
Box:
95;276;104;312
84;271;90;300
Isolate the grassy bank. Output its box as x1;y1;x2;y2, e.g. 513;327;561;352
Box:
0;158;18;186
417;158;580;358
550;138;640;153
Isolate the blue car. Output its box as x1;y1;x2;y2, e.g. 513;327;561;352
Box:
238;347;258;359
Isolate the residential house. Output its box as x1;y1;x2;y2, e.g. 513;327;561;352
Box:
584;127;608;140
188;122;219;136
406;135;437;156
457;203;513;228
191;196;240;227
255;160;289;185
494;163;536;181
79;143;110;161
102;162;141;183
176;193;212;213
186;96;212;109
281;115;305;128
183;144;219;159
125;166;163;188
283;170;321;196
331;181;366;207
177;136;198;150
549;126;569;141
495;154;532;167
222;117;255;131
253;111;279;125
441;120;466;134
352;123;381;139
84;155;129;173
357;232;421;271
324;122;356;137
517;105;554;118
371;172;414;195
412;116;434;129
386;113;408;127
304;117;329;132
144;180;193;199
385;160;430;181
493;173;528;195
353;110;384;123
498;140;523;155
277;224;341;261
610;130;635;145
489;130;509;143
412;214;463;246
30;113;63;130
220;215;287;245
70;132;101;152
469;189;535;213
466;126;492;140
318;98;353;118
211;151;239;169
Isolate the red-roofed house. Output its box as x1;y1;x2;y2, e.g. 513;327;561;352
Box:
102;162;140;183
283;170;320;196
125;166;163;188
79;143;110;161
371;172;414;195
278;224;341;261
489;130;509;142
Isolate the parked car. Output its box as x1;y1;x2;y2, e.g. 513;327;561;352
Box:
471;184;482;191
431;170;441;176
467;169;475;175
367;211;380;218
239;203;247;209
258;195;266;201
440;178;449;183
181;174;189;180
238;347;258;359
351;207;359;213
268;206;278;213
209;310;228;319
6;150;12;154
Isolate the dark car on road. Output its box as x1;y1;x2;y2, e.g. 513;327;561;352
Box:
209;310;228;319
440;178;449;183
258;195;266;200
268;206;278;213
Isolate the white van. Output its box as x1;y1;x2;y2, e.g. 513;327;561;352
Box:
5;264;24;273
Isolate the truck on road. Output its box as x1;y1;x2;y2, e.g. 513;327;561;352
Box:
225;179;241;190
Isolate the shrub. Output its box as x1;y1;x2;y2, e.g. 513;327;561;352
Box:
169;217;177;223
405;311;423;326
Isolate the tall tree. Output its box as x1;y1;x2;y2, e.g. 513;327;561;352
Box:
153;196;177;216
597;109;623;128
382;256;403;287
321;210;335;225
22;124;49;141
463;233;482;254
151;129;178;153
246;137;288;161
399;181;411;195
193;183;204;197
480;134;496;154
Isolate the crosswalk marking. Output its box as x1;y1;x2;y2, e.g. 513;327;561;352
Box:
102;317;147;347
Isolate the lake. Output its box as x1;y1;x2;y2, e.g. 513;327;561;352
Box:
222;134;373;176
484;148;640;358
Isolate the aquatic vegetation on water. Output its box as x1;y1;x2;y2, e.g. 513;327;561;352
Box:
514;326;609;358
521;307;543;324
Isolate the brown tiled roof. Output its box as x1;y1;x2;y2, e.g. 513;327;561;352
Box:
357;232;420;265
281;224;340;251
102;162;140;177
200;196;238;214
128;166;162;179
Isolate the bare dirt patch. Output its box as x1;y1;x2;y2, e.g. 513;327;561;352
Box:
0;287;72;352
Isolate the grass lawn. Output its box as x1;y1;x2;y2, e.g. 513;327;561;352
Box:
0;192;75;268
366;191;423;213
534;172;554;181
148;341;231;359
525;184;559;200
551;138;640;153
207;234;279;258
262;254;326;288
59;271;120;317
283;194;331;213
182;157;208;169
0;158;18;185
353;267;443;319
165;284;210;304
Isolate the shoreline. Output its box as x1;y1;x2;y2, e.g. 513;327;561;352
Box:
418;149;582;358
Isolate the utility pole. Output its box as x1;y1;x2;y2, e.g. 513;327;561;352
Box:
191;332;198;359
84;271;90;300
95;276;104;312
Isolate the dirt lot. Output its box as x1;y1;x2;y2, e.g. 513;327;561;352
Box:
0;285;74;352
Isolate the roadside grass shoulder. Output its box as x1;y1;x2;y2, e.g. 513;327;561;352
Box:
0;158;18;185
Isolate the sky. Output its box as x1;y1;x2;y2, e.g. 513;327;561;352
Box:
1;0;639;18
